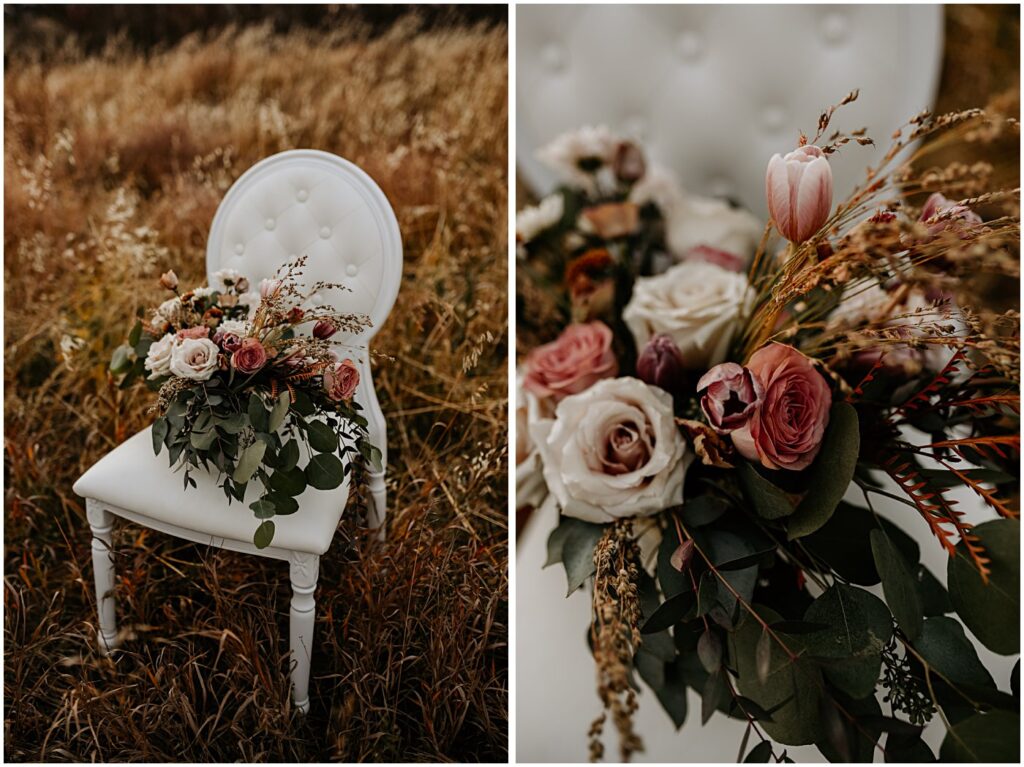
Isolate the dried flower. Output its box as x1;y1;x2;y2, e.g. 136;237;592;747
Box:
313;319;338;339
613;141;646;183
159;270;179;290
697;362;763;433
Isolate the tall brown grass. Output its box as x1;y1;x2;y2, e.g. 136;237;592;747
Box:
4;18;508;762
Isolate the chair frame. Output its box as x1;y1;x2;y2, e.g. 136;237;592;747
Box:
83;150;402;714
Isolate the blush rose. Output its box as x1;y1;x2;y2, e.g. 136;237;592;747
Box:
523;321;618;401
325;358;360;401
231;338;268;374
732;343;832;471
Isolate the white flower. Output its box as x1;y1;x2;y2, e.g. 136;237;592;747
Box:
144;333;177;379
534;377;692;523
192;286;216;299
238;291;262;319
217;318;249;336
624;260;749;369
169;337;220;381
537;125;619;192
211;268;246;292
516;194;564;244
630;164;761;261
516;368;550;510
155;297;182;322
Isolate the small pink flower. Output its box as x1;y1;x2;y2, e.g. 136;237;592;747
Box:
313;320;338;340
176;325;210;340
159;270;179;290
733;343;832;471
918;192;983;239
697;362;763;433
765;145;833;243
523;322;618;401
231;337;268;374
324;358;359;401
684;245;745;273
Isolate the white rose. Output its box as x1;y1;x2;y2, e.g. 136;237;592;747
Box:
516;194;564;244
169;337;220;381
516;368;551;510
630;165;762;262
217;318;249;336
534;377;692;523
144;333;176;380
623;260;749;369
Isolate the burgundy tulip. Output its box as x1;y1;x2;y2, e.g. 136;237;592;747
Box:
313;319;338;339
636;335;686;394
697;362;762;433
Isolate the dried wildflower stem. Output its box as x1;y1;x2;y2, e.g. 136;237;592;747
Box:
588;520;644;762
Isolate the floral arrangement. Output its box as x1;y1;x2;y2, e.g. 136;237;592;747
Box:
517;94;1020;762
110;256;381;548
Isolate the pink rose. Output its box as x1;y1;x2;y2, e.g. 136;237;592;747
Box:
231;337;268;374
697;362;763;433
523;322;618;401
733;343;832;471
176;326;210;340
325;358;359;401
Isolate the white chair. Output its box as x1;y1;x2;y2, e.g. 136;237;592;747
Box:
73;149;403;713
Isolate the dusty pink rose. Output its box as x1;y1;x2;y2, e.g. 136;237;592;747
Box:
918;192;983;239
176;325;210;340
231;337;268;374
766;145;833;243
523;322;618;401
697;362;763;433
325;358;359;401
684;245;745;273
733;343;832;471
313;320;338;339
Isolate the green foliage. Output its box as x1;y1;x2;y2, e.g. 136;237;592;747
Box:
948;519;1020;655
871;529;923;640
787;402;860;539
939;710;1020;763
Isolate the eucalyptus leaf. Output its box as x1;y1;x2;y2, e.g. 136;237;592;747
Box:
740;462;795;520
269;466;307;497
247;392;269;432
278;439;300;472
787;402;859;540
306;419;340;453
641;592;694;634
232;440;267;484
947;519;1019;655
743;741;773;763
267;391;290;433
305;452;345;490
152;418;168;455
253;520;275;549
914;616;994;689
939;710;1019;763
871;529;923;640
559;518;605;596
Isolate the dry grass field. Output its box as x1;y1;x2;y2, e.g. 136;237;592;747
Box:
4;16;508;762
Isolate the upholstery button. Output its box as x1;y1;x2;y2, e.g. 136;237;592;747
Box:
821;12;848;44
541;44;566;73
297;189;308;202
234;243;244;255
346;264;358;277
319;226;331;239
675;31;703;62
761;105;787;132
265;218;275;231
708;176;734;199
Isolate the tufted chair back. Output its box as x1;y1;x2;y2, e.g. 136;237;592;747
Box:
206;150;402;345
517;5;944;219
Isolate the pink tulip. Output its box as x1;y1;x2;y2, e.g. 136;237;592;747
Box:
765;145;833;243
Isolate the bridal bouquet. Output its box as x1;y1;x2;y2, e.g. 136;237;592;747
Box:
110;256;381;548
517;94;1020;762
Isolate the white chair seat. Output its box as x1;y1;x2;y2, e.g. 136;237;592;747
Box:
73;426;350;557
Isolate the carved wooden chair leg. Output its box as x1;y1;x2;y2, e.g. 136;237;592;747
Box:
367;471;387;541
288;552;320;713
87;500;120;655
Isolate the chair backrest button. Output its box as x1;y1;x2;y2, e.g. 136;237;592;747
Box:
234;243;245;254
297;189;309;202
265;218;276;230
346;264;358;276
320;226;331;239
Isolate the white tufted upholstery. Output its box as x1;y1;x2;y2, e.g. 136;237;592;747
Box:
517;5;944;219
207;149;402;343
